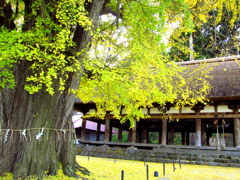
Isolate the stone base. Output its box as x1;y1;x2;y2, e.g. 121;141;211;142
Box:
76;144;240;167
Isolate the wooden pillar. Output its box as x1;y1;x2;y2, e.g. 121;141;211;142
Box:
131;121;137;143
161;119;167;145
181;121;185;145
96;122;101;141
191;104;204;146
158;120;162;144
118;126;123;142
104;119;110;142
196;118;202;146
142;121;148;143
137;122;142;143
201;123;206;146
228;105;240;148
109;123;113;142
169;124;175;145
80;118;86;141
234;118;240;148
186;131;190;145
206;131;212;146
128;129;132;142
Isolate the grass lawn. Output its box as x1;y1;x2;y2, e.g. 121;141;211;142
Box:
1;156;240;179
77;156;240;180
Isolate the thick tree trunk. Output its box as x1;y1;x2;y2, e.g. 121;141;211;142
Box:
0;61;80;178
0;0;105;178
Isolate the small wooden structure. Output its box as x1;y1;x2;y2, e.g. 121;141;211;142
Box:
74;56;240;150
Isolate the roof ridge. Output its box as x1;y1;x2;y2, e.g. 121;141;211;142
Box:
177;55;240;65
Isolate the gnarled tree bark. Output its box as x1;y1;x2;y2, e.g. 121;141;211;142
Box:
0;0;105;178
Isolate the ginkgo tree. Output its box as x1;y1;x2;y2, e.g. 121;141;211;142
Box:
0;0;239;179
168;0;240;61
169;6;240;61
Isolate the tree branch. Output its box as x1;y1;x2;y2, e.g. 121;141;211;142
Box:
0;0;16;29
100;1;123;19
73;0;105;53
22;0;35;31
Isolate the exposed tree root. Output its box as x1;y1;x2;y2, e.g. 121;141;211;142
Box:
76;163;91;176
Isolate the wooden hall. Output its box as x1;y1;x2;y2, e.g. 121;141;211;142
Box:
74;56;240;151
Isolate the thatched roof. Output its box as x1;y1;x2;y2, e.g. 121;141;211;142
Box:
179;55;240;100
75;56;240;109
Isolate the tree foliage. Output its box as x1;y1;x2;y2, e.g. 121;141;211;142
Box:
169;1;240;61
0;0;239;178
0;0;238;121
77;0;239;125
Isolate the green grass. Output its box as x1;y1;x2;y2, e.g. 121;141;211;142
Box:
77;156;240;180
1;156;240;179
